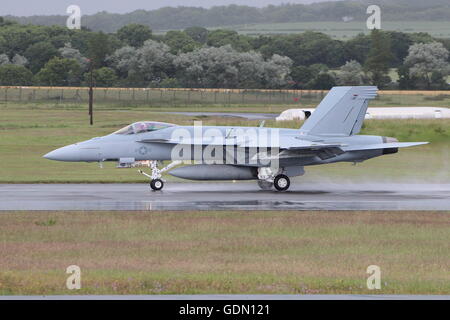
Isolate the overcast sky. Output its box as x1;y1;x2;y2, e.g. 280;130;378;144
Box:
1;0;340;16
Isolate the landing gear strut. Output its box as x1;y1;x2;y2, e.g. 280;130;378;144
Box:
139;160;181;191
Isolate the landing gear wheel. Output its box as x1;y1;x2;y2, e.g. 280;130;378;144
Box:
257;180;274;190
274;174;290;192
150;179;164;191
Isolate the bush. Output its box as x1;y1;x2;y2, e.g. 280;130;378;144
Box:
0;64;33;85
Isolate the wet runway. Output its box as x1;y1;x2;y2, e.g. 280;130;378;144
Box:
1;182;449;211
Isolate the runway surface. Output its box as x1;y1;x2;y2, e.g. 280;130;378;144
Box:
1;182;449;211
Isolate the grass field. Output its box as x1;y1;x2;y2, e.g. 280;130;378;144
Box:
1;102;449;183
0;210;448;295
221;21;450;39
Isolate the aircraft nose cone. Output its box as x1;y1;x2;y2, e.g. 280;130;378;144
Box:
43;145;81;162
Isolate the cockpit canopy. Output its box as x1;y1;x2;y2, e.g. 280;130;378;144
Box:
114;121;175;135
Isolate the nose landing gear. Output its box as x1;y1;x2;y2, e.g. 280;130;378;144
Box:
150;179;164;191
139;160;182;191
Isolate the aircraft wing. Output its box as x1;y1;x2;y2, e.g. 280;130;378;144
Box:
139;136;347;161
343;142;428;152
241;136;346;161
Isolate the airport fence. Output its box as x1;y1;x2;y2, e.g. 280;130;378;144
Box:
1;86;450;107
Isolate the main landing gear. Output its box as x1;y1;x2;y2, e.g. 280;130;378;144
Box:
257;168;291;192
273;174;290;192
139;160;181;191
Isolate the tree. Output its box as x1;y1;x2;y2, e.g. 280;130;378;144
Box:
409;32;435;44
404;42;450;89
34;57;81;86
117;24;152;48
0;53;10;65
207;30;252;52
309;64;329;74
59;43;90;72
259;32;345;68
0;64;33;85
174;45;292;89
184;27;208;44
0;53;28;66
308;73;336;90
164;31;200;54
0;25;49;56
86;67;118;87
386;31;413;67
86;32;112;68
69;29;92;56
108;40;175;87
11;54;28;66
437;39;450;63
50;34;72;49
343;33;371;64
290;65;314;89
364;30;394;88
397;65;418;90
24;41;58;73
336;60;366;86
430;71;449;90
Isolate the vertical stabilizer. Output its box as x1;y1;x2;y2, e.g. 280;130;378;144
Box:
300;86;378;136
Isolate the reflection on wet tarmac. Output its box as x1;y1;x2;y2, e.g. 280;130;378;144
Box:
1;182;449;211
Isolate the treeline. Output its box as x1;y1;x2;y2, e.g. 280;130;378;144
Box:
6;0;450;32
0;18;449;90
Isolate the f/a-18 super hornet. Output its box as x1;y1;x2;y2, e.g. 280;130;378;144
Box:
44;86;427;191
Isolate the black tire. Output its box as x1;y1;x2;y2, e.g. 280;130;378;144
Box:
274;174;290;192
150;179;164;191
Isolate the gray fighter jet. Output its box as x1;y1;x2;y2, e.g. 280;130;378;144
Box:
44;86;427;191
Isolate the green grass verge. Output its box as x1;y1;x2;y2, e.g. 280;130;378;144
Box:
0;210;448;295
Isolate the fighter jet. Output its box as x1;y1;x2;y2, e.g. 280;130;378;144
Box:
44;86;427;191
